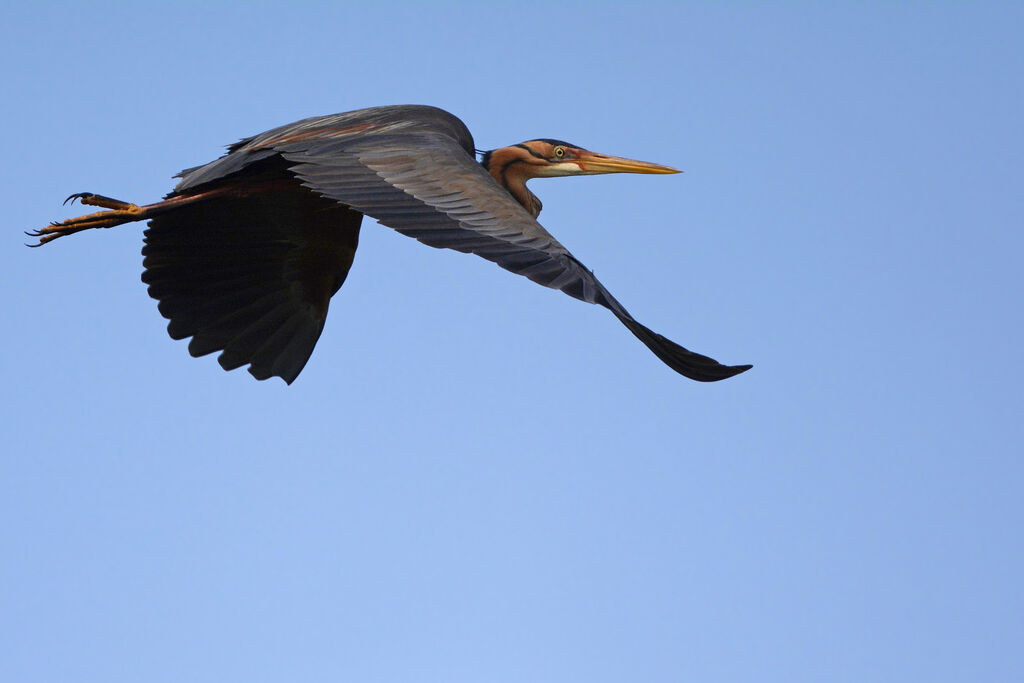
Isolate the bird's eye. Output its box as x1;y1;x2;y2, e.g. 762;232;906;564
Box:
554;146;565;158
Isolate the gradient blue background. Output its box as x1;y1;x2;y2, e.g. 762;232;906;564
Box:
3;3;1021;682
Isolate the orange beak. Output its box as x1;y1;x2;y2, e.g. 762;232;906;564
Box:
574;150;680;175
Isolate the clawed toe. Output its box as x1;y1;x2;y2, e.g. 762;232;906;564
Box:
62;192;136;211
64;192;93;206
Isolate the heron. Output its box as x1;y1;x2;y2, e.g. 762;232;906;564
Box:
29;105;751;384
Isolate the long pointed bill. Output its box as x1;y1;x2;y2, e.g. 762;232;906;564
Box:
575;151;680;175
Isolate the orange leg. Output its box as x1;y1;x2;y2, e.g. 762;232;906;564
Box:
27;192;146;246
28;181;299;247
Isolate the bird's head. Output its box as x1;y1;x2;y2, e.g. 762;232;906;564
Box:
480;139;679;216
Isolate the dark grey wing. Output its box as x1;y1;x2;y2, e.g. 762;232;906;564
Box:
177;106;750;381
288;140;747;381
145;161;362;384
285;135;608;301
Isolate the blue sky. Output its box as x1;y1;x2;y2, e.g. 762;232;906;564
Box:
3;3;1021;682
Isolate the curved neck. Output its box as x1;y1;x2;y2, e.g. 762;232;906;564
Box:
481;146;544;218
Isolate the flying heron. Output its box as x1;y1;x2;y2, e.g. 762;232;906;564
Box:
29;105;751;384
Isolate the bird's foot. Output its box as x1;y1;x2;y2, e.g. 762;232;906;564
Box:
27;193;144;246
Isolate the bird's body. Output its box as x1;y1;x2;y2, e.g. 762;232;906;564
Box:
31;105;750;383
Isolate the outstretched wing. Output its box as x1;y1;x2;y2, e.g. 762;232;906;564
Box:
144;165;362;384
177;105;750;381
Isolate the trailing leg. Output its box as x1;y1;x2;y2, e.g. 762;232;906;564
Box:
27;188;239;246
28;192;145;246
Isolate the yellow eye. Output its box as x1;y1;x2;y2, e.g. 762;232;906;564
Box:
554;146;565;158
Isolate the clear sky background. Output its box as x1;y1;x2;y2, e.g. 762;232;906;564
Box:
3;3;1021;682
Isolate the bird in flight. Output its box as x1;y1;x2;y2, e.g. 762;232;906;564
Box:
29;105;750;384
